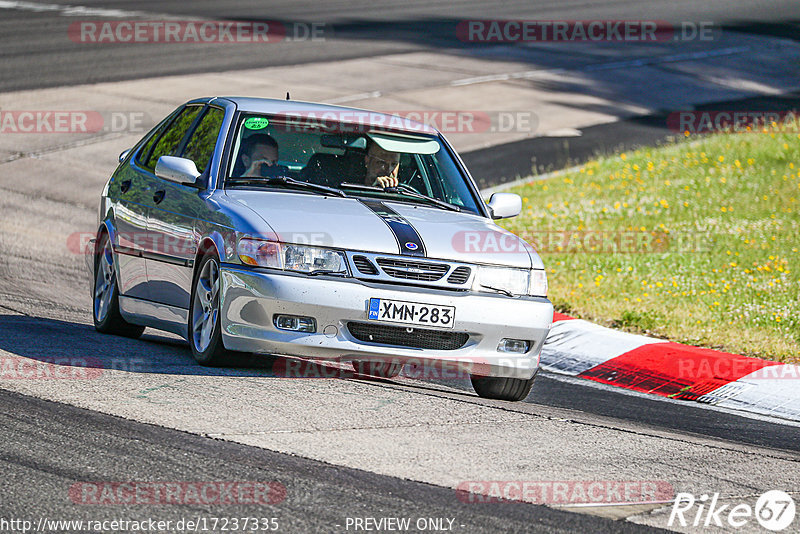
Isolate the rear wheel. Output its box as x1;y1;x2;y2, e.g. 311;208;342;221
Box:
352;360;403;378
189;253;232;366
92;233;144;339
470;369;538;402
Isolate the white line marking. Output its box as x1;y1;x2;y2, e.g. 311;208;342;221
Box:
0;0;186;18
327;91;382;104
452;46;752;87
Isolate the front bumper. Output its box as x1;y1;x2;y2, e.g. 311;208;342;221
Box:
219;265;553;379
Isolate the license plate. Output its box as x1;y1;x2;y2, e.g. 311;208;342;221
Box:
368;298;455;329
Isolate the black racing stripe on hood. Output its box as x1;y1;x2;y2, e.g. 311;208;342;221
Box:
359;200;426;257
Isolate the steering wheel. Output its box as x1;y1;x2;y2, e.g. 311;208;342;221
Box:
400;169;423;194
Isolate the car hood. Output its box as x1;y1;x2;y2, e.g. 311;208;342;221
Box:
226;191;542;269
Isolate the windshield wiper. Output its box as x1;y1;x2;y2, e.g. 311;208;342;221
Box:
227;176;348;198
306;269;346;276
339;182;461;212
479;284;514;297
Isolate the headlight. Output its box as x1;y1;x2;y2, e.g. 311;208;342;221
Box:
473;266;529;296
283;244;347;273
472;266;547;297
237;238;348;274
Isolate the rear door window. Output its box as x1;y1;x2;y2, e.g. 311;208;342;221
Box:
142;105;203;172
181;107;225;174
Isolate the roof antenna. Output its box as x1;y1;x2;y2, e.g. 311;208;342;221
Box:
286;92;290;101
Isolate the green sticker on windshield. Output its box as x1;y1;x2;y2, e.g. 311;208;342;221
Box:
244;117;269;130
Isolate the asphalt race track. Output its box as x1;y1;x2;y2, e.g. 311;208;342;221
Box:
1;1;800;533
2;0;800;92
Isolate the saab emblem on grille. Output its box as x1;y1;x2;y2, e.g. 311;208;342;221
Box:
404;242;419;251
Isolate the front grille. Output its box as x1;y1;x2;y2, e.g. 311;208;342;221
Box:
347;322;469;350
353;255;378;275
447;266;471;284
375;258;449;281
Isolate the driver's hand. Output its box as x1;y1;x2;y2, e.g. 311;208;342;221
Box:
373;175;399;188
243;159;273;177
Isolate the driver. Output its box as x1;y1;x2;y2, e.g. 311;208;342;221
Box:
238;134;279;177
363;140;400;188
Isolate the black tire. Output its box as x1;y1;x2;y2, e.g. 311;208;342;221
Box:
352;360;403;378
92;232;145;339
189;252;232;366
470;369;538;401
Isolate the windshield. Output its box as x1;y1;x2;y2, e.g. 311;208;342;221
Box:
225;113;482;214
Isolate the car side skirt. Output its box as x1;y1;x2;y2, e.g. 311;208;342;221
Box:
119;295;189;340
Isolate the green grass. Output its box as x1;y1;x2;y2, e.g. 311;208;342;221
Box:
501;126;800;363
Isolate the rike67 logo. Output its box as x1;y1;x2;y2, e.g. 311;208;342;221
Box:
669;490;796;531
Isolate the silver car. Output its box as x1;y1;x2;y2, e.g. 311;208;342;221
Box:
92;97;552;401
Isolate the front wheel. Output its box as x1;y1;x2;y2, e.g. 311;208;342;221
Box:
470;369;538;402
93;233;144;339
189;253;232;366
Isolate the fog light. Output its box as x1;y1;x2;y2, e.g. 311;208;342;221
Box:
497;338;530;354
274;314;316;333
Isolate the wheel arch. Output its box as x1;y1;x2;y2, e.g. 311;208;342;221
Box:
192;232;226;279
95;218;116;250
92;219;117;278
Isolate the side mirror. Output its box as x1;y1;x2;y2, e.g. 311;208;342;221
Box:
487;192;522;219
155;156;202;187
118;149;131;163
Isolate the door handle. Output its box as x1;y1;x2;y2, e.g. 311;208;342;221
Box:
120;180;132;193
153;190;166;204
